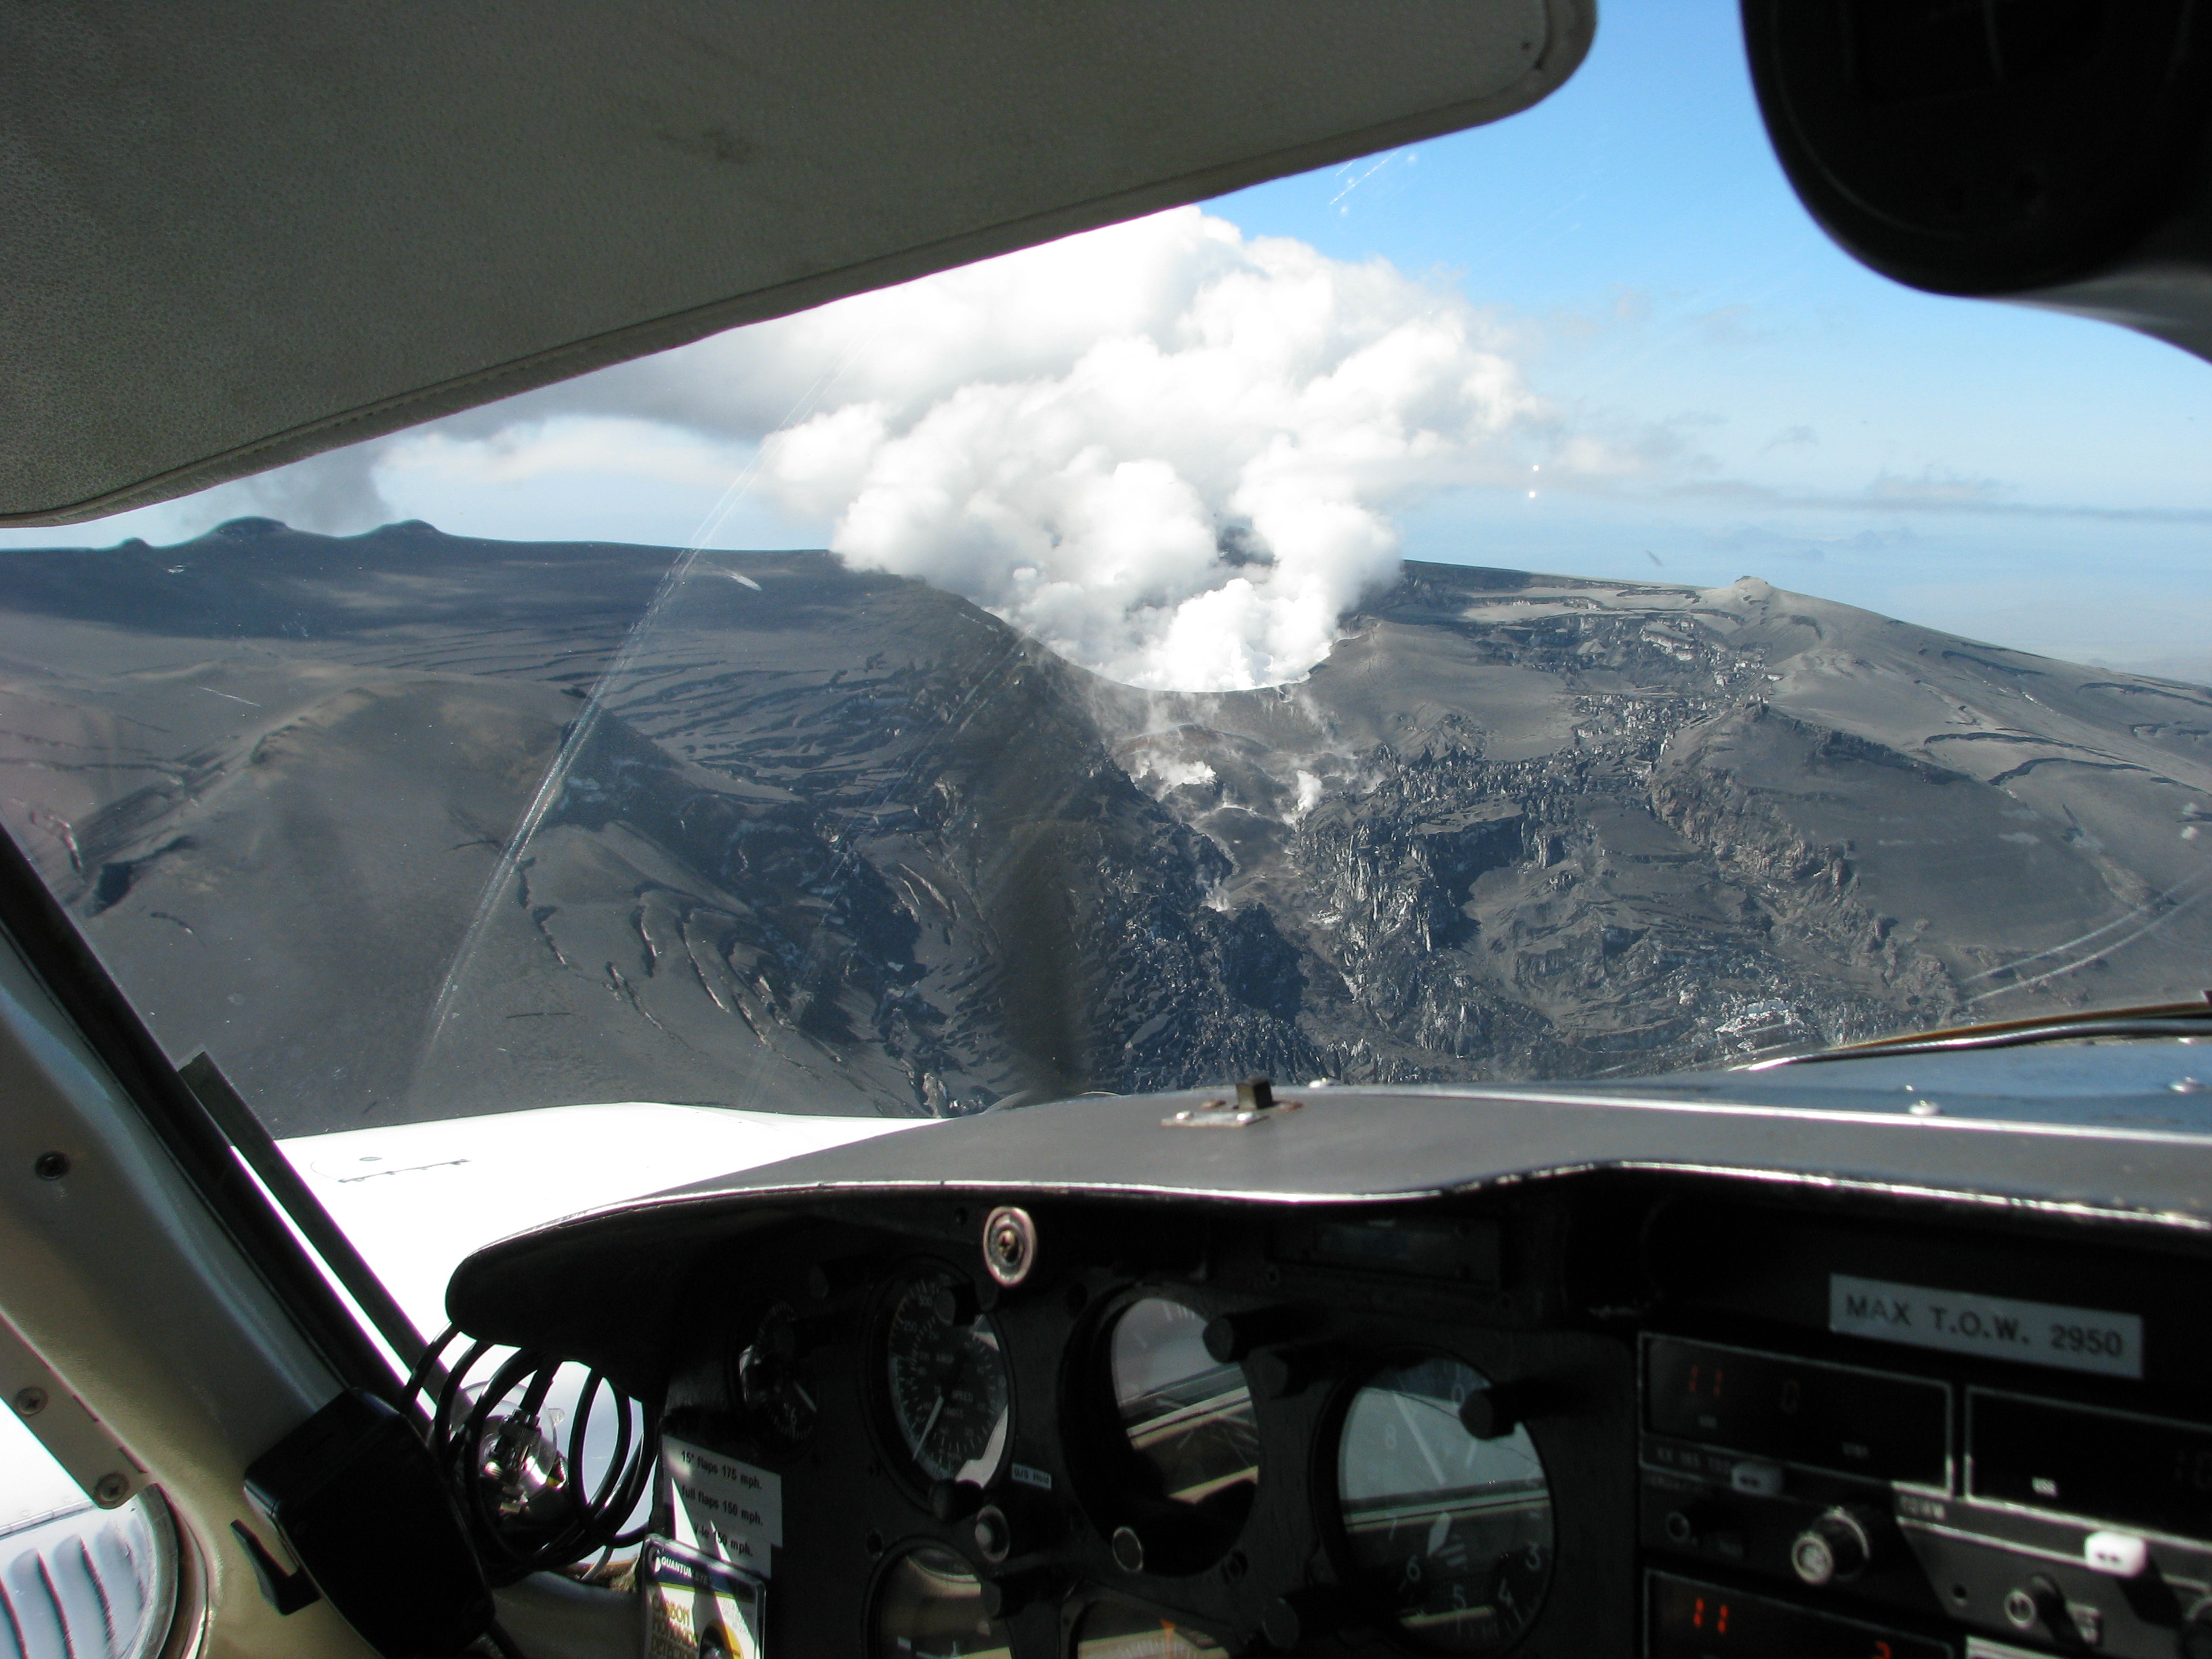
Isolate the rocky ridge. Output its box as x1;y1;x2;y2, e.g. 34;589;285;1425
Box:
0;520;2203;1130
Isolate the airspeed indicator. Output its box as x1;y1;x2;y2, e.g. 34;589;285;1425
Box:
883;1266;1012;1486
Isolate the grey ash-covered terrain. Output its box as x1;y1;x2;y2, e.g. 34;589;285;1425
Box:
0;518;2205;1133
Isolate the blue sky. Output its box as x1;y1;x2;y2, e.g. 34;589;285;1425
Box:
9;2;2209;678
1208;3;2212;676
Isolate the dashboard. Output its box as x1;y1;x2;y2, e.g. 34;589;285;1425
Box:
448;1046;2212;1658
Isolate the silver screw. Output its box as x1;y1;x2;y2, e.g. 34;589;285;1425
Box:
982;1206;1036;1288
13;1387;46;1416
91;1472;129;1508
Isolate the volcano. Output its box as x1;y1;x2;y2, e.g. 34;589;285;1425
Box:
0;520;2204;1132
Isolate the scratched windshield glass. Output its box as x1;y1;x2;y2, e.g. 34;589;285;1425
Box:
0;7;2206;1152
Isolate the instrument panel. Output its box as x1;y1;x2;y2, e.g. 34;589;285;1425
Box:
656;1196;1631;1658
445;1068;2212;1657
630;1177;2212;1659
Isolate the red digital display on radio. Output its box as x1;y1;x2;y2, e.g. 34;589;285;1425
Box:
1647;1572;1948;1659
1644;1337;1948;1487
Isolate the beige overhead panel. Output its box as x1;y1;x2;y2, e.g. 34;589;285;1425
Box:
0;2;1593;526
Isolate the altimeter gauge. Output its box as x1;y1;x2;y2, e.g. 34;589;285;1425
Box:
881;1264;1012;1485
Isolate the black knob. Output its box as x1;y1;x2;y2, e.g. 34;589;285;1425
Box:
1660;1498;1746;1560
1663;1500;1721;1547
1261;1588;1347;1650
1247;1344;1337;1400
972;1504;1014;1565
2005;1575;2065;1633
1458;1380;1557;1439
930;1479;985;1523
1111;1525;1146;1574
932;1279;981;1326
1791;1507;1875;1586
1202;1308;1300;1364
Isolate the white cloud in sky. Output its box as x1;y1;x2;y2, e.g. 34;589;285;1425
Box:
736;210;1547;687
390;207;1558;690
31;205;2192;688
32;206;1972;690
386;417;747;491
74;208;1556;690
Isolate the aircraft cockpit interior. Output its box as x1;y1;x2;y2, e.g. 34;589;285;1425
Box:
7;4;2212;1658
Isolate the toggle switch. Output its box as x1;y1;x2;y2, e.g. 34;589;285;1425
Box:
2084;1530;2149;1578
1729;1460;1784;1498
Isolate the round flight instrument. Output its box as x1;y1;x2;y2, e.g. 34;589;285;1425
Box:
1100;1296;1260;1570
1334;1355;1554;1652
870;1545;1012;1659
882;1265;1012;1485
735;1301;816;1450
1109;1297;1260;1511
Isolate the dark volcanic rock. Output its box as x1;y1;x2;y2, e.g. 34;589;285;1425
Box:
0;524;2203;1130
1087;567;2212;1081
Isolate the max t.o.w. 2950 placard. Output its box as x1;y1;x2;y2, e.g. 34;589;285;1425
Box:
1829;1275;2142;1379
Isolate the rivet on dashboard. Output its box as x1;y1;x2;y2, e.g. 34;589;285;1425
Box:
983;1206;1037;1288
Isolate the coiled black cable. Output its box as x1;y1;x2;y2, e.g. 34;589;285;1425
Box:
408;1325;660;1586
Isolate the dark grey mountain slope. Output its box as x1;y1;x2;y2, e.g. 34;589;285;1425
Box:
0;520;2201;1132
1092;567;2212;1080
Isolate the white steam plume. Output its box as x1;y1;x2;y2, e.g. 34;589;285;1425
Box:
752;209;1543;689
145;208;1552;689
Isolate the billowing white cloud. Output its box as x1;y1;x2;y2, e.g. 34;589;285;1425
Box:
385;417;745;491
743;209;1547;688
398;208;1553;688
34;209;1566;687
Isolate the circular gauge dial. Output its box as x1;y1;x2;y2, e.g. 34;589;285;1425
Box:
1109;1297;1259;1513
871;1546;1012;1659
883;1265;1012;1484
1334;1355;1554;1652
735;1301;816;1449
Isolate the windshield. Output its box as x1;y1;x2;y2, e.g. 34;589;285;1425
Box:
1;10;2208;1153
